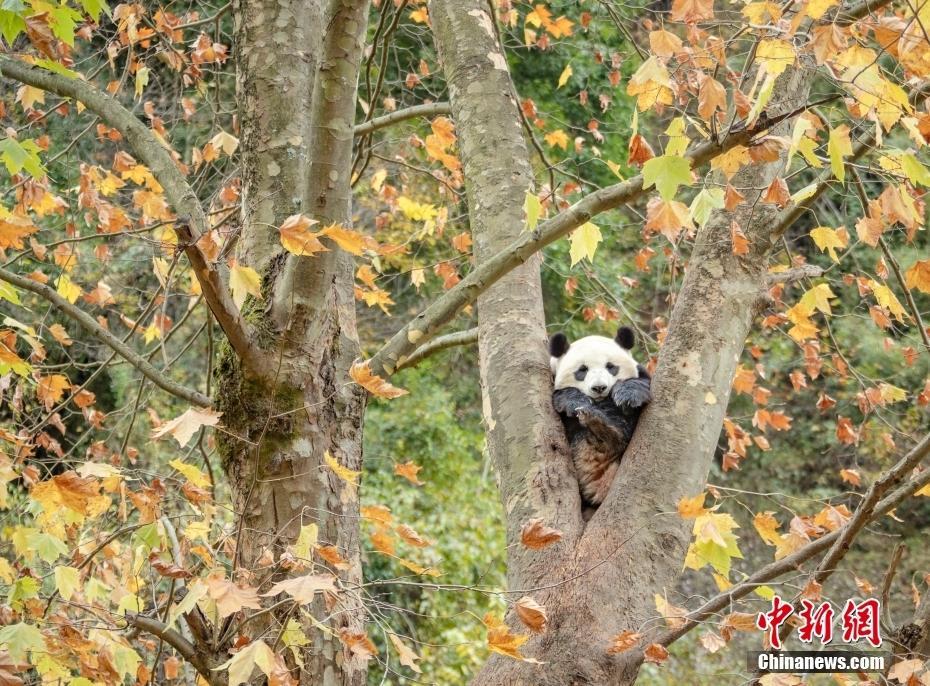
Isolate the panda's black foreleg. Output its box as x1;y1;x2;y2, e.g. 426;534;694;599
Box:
552;387;597;417
610;372;652;410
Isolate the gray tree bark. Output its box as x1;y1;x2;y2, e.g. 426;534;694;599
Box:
217;0;370;683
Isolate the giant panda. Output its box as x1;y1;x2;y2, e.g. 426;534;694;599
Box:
550;325;652;516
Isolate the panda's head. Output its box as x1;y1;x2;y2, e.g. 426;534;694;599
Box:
549;326;639;400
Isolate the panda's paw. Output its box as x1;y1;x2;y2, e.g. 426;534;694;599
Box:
611;378;652;410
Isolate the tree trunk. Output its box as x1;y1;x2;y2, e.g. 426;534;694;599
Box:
217;0;370;683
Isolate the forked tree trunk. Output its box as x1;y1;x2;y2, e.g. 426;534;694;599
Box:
429;1;815;681
216;0;370;683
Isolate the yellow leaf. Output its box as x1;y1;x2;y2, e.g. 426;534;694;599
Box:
36;374;69;410
799;283;836;315
626;56;673;111
54;565;80;601
557;63;572;88
321;224;369;255
809;226;847;262
677;493;709;519
569;222;601;266
349;361;409;399
290;523;319;560
16;84;45;111
806;0;838;18
524;191;543;231
828;125;852;182
55;274;82;304
397;197;438;221
168;459;211;488
869;279;908;321
279;214;327;256
879;383;907;404
756;39;795;77
229;262;262;309
544;129;569;150
753;512;781;546
152;407;222;447
324;450;361;485
905;260;930;293
134;66;149;98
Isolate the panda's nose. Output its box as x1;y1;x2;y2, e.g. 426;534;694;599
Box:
591;384;608;395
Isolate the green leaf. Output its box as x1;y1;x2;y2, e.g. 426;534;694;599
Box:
568;221;601;266
0;9;25;43
80;0;111;20
0;281;21;305
901;152;930;187
642;154;692;200
25;531;68;563
33;58;77;78
688;187;724;227
133;522;161;551
0;622;45;661
0;137;45;178
47;4;81;45
7;576;39;607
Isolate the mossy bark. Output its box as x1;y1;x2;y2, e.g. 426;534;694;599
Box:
221;0;371;683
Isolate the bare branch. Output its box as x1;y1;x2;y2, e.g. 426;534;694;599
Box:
395;327;477;372
0;57;260;368
353;102;451;136
0;266;212;407
370;108;810;376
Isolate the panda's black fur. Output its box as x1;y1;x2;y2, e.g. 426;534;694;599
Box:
550;326;651;516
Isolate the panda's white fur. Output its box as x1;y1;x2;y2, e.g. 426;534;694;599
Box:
551;335;638;400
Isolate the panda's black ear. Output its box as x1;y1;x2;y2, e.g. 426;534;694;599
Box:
549;332;570;357
615;326;635;350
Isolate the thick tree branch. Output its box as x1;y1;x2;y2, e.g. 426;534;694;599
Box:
765;265;824;285
174;222;262;370
394;327;477;371
0;57;259;369
0;266;211;406
353;102;451;136
370;109;806;377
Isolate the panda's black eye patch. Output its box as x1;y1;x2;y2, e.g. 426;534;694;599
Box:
574;365;588;381
607;363;618;375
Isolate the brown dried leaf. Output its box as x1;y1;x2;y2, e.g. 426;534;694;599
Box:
520;518;563;550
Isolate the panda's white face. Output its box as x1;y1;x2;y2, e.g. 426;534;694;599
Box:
551;335;639;400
